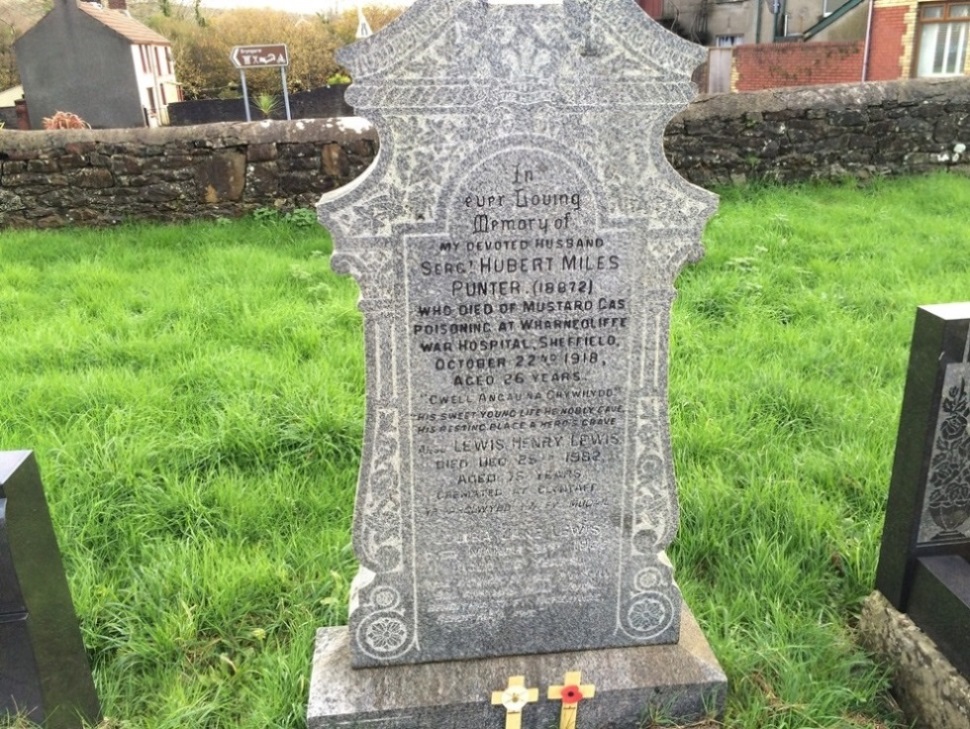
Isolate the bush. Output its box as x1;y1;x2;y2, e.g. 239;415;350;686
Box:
42;111;91;130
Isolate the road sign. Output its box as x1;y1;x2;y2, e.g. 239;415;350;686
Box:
230;44;289;69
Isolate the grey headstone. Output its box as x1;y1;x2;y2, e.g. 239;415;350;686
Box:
319;0;717;670
0;451;101;729
312;1;725;724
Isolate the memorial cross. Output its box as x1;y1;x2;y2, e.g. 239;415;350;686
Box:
490;675;539;729
548;671;595;729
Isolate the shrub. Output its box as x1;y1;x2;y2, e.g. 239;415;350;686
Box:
42;111;90;130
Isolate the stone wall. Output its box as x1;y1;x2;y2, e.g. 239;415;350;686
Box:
1;78;968;228
0;118;377;228
666;77;970;187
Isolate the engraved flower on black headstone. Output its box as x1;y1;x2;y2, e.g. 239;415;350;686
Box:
940;381;970;438
928;479;970;534
927;374;970;536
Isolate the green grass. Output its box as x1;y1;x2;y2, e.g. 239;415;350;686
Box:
0;214;361;728
1;175;968;727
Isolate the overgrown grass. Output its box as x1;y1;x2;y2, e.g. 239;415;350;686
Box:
1;174;968;727
0;214;360;728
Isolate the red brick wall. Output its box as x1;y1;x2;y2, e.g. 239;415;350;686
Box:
867;6;908;80
637;0;664;20
734;42;866;91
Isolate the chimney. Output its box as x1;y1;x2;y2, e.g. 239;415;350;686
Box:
104;0;127;9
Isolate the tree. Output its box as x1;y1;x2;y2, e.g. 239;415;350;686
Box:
146;5;402;100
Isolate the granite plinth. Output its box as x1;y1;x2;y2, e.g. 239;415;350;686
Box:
308;604;726;729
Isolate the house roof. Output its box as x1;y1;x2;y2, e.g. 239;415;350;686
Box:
76;2;172;46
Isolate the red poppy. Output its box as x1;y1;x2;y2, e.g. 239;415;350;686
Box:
561;685;583;705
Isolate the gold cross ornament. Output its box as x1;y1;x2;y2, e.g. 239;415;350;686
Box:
491;675;539;729
548;671;596;729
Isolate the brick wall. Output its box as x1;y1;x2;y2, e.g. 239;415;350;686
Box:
870;0;921;80
1;78;968;228
733;42;866;91
868;6;909;80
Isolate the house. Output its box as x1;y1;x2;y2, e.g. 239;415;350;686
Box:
0;85;24;107
14;0;181;129
867;0;970;79
647;0;966;91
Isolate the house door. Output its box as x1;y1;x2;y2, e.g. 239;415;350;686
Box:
708;48;733;94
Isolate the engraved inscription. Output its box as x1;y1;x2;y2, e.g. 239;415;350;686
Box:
402;148;636;629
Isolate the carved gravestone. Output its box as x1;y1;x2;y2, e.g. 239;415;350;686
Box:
309;1;726;726
0;451;101;729
875;304;970;680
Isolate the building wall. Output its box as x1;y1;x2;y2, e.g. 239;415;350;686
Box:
732;41;866;89
1;79;967;229
811;1;870;41
14;3;144;129
868;0;920;79
706;1;761;44
131;44;179;127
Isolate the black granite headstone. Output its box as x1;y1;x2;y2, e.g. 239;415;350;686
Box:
875;304;970;681
0;451;101;728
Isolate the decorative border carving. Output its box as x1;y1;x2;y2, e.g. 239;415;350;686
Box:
918;361;970;545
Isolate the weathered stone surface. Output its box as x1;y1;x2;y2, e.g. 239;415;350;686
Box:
0;189;24;214
194;150;246;203
245;162;280;198
247;143;278;163
321;144;350;179
859;591;970;729
309;605;725;729
0;119;376;228
72;168;113;189
319;0;717;671
2;79;969;229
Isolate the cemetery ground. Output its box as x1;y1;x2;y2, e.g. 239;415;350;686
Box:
1;173;968;728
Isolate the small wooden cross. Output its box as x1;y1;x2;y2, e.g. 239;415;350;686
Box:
491;675;539;729
548;671;596;729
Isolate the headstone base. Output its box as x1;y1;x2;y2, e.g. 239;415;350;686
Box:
858;591;970;729
308;605;726;729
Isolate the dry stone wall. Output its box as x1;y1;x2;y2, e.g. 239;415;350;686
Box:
1;79;968;229
0;118;377;228
668;77;970;187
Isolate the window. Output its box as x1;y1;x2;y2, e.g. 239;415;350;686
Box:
916;1;969;77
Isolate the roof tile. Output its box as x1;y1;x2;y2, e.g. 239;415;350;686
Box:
76;2;172;46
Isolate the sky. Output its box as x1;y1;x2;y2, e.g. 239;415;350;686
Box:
199;0;413;11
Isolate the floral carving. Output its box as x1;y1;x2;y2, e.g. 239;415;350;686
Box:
920;364;970;543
